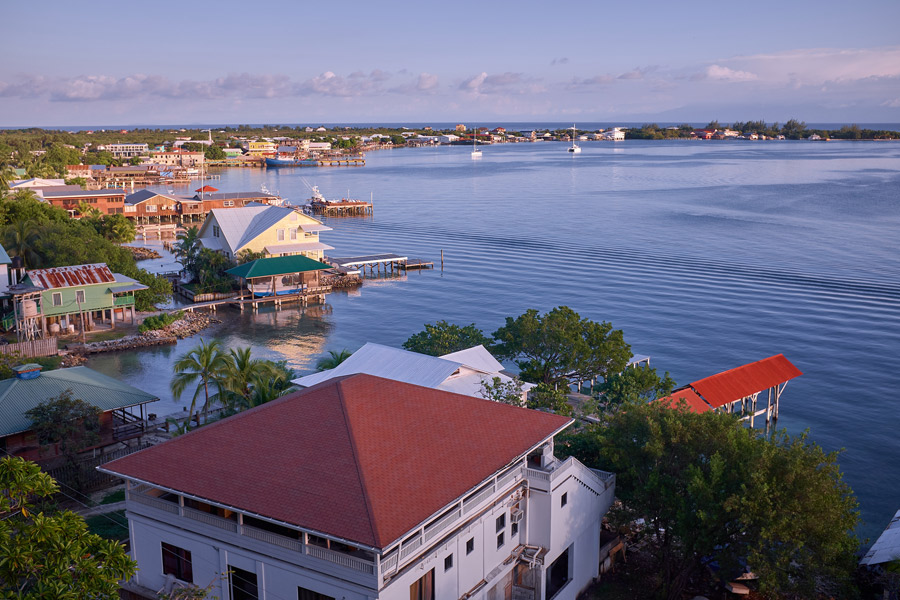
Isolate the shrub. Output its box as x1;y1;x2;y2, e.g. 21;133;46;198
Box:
138;310;183;333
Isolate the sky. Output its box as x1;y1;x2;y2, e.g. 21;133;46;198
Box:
2;0;899;126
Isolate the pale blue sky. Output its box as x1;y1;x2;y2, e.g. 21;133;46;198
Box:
2;0;899;126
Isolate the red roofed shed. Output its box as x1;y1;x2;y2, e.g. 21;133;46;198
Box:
690;354;802;409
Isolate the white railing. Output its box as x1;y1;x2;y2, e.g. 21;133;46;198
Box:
306;544;375;574
423;508;461;542
525;468;551;481
184;507;238;532
463;483;496;514
399;535;422;559
129;491;180;514
243;525;303;552
497;466;523;490
381;551;399;576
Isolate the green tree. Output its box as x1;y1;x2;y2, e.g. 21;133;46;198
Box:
2;218;43;268
193;247;235;293
174;225;201;276
205;145;226;160
236;248;266;264
402;320;491;356
221;346;280;411
316;349;352;371
526;383;573;416
390;134;406;146
597;364;675;410
560;401;859;599
705;120;720;130
478;376;525;405
77;200;101;219
25;389;101;460
781;118;807;140
171;338;231;427
492;306;631;386
98;213;136;243
0;456;137;599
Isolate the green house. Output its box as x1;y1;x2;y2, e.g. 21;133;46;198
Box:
13;263;147;337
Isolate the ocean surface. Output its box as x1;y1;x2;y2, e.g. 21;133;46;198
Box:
87;140;900;542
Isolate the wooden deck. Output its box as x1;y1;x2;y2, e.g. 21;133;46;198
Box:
179;285;332;312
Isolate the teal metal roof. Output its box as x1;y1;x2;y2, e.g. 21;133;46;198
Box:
0;366;158;437
226;255;331;279
0;244;10;265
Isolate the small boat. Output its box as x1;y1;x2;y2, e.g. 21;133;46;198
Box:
266;157;320;167
568;124;582;153
471;128;482;159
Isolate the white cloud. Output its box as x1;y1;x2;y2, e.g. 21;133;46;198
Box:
704;65;758;82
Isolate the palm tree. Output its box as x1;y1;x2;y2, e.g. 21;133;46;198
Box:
2;219;43;268
174;225;200;277
221;346;279;411
77;201;101;219
170;338;230;427
9;188;39;202
315;349;352;371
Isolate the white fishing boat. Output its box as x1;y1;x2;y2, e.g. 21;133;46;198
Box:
568;124;582;153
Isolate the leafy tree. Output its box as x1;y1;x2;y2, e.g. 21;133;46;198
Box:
492;306;631;386
236;248;266;264
193;247;235;293
390;134;406;146
171;338;231;427
25;389;102;460
221;346;280;411
597;364;676;410
0;457;137;599
98;213;136;243
705;120;720;130
402;320;491;356
478;376;525;405
526;383;573;416
64;176;87;188
2;218;43;268
316;349;352;371
77;200;102;219
174;225;201;276
559;401;859;599
781;118;807;140
205;145;226;160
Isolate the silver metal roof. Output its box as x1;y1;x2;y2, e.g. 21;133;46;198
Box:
861;509;900;566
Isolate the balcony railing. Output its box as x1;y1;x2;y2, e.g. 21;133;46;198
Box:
127;488;374;575
113;296;135;306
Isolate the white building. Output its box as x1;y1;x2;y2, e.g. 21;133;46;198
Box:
598;128;625;141
293;343;534;403
105;143;150;158
102;375;615;600
438;135;459;144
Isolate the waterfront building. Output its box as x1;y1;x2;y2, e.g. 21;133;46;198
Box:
105;143;149;159
0;365;157;464
8;177;67;189
148;150;206;167
191;191;283;208
247;141;277;156
101;374;615;600
10;263;145;339
598;128;625;141
41;188;127;217
293;342;534;403
197;205;332;261
124;190;204;224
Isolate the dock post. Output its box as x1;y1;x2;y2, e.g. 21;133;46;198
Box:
441;249;444;271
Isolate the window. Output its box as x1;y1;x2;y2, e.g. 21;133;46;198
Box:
213;225;220;237
290;227;297;240
497;532;505;549
229;565;258;600
511;522;519;537
444;554;453;571
146;204;157;212
223;200;235;207
52;292;62;306
409;568;434;600
298;587;334;600
161;542;193;583
545;547;571;600
75;290;85;304
277;229;285;241
496;513;506;532
561;492;568;507
466;538;474;555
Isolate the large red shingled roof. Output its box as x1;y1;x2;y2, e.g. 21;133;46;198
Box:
103;374;571;550
689;354;802;408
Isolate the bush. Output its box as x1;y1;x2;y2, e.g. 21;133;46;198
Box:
138;311;183;333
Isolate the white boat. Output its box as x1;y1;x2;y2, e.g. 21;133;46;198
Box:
568;124;582;153
471;128;482;159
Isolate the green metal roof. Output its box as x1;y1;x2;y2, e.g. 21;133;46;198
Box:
0;366;158;438
226;255;331;279
0;244;11;265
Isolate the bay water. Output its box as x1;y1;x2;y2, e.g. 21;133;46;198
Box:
87;140;900;542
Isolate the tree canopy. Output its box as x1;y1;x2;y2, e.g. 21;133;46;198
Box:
25;389;101;459
402;320;491;356
559;401;860;599
0;457;137;599
492;306;632;386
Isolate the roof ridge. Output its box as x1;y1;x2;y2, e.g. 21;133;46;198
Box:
41;368;158;400
335;377;380;548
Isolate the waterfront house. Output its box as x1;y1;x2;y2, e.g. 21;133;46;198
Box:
247;141;277;156
124;190;204;224
12;263;146;337
293;342;534;403
191;191;283;208
106;143;150;159
41;188;127;217
197;205;332;261
0;364;158;464
599;128;625;141
101;374;615;600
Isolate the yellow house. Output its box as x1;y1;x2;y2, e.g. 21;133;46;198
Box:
247;141;276;156
197;205;333;261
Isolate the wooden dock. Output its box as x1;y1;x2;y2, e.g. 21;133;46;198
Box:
178;286;332;313
310;199;373;216
403;259;434;270
328;254;406;275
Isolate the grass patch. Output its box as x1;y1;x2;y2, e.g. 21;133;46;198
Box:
85;509;129;542
99;489;125;505
139;311;183;333
82;329;129;343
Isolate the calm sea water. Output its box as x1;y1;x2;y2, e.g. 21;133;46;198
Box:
89;140;900;542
